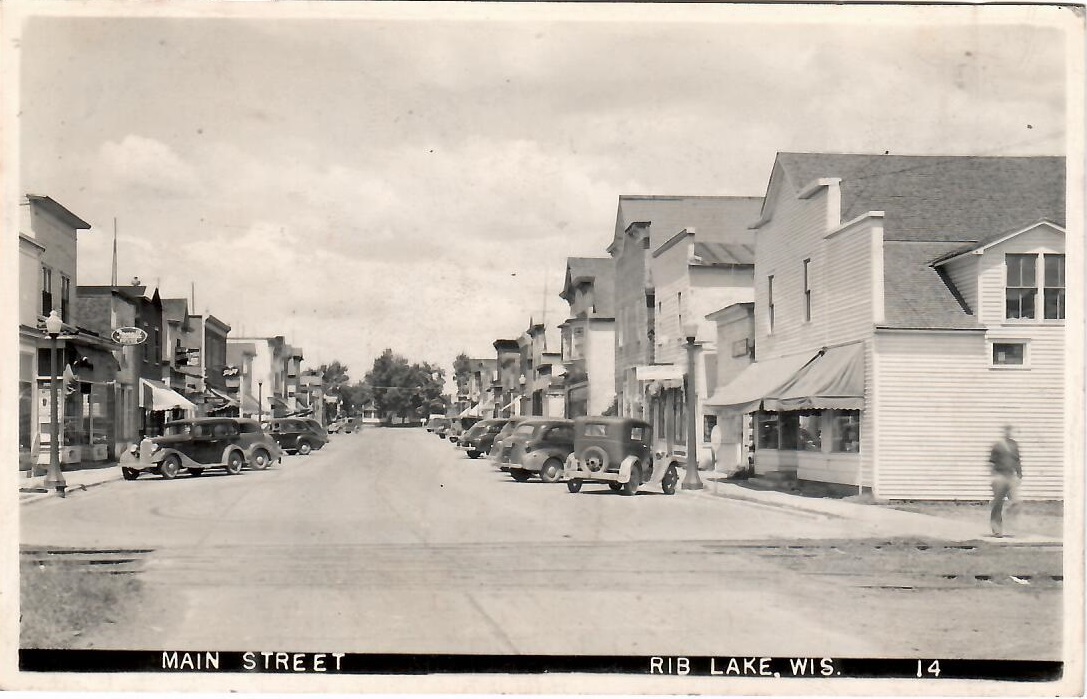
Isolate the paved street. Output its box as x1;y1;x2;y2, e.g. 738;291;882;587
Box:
21;428;1062;659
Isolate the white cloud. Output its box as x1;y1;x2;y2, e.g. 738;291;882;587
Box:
98;135;204;198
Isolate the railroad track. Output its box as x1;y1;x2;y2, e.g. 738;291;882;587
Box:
20;547;153;575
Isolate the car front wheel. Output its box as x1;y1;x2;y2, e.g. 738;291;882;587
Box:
661;464;679;495
224;451;243;475
567;478;582;493
159;455;181;480
467;450;481;459
510;468;531;482
621;463;641;497
539;458;562;483
122;467;140;481
297;440;312;456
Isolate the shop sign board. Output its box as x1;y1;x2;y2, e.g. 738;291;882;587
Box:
111;326;148;346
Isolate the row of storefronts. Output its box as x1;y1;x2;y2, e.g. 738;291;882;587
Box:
17;193;326;473
452;153;1067;500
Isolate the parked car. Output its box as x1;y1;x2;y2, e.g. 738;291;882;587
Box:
489;416;526;465
126;417;282;480
427;416;451;437
266;417;329;455
457;418;508;459
448;416;483;443
563;416;678;496
505;418;575;483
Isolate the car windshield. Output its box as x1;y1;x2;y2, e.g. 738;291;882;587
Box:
513;424;536;437
164;423;191;437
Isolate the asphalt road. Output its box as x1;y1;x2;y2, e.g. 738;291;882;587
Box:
21;427;1062;659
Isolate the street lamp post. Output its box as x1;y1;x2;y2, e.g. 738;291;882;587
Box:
257;381;263;423
682;322;704;491
44;310;67;497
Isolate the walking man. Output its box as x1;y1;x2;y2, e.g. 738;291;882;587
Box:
989;424;1022;537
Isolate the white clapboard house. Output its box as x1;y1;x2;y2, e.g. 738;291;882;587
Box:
705;153;1066;500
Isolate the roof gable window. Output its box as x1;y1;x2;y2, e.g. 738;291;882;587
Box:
1006;253;1064;321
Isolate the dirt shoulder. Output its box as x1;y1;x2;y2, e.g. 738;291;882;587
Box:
879;500;1064;539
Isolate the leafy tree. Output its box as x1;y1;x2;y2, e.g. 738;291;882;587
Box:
315;360;353;414
452;352;472;398
363;349;448;422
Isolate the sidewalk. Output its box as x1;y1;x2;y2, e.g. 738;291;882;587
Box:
690;474;1062;546
19;462;124;505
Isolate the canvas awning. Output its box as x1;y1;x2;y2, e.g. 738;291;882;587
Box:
703;352;816;413
205;385;239;407
139;378;196;412
241;394;261;414
762;342;865;411
459;396;496;418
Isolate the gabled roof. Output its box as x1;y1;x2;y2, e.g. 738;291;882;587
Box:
774;153;1065;242
610;195;763;256
161;298;190;324
882;242;980;330
931;219;1065;267
561;257;615;317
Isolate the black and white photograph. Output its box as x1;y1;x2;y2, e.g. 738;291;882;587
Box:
2;1;1083;694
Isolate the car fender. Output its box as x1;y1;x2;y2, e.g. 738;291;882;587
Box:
617;455;642;484
220;445;245;465
521;450;547;472
563;453;581;476
147;448;202;470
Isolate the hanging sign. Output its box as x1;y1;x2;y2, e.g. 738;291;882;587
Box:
111;326;148;346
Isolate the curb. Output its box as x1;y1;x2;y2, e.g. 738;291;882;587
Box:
18;472;123;505
687;482;851;519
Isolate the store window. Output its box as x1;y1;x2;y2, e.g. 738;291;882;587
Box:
41;266;53;315
797;413;822;451
703;414;718;443
757;412;779;449
60;275;71;322
832;412;861;452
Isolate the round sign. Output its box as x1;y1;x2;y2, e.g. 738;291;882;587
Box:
111;326;148;345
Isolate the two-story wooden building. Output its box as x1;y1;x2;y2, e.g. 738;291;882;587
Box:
559;257;616;418
705;153;1065;500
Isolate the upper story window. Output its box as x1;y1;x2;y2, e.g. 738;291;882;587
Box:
1044;254;1065;320
40;266;53;316
60;275;71;323
802;259;812;322
1006;253;1065;321
767;275;776;333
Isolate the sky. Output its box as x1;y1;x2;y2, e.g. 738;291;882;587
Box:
11;3;1073;385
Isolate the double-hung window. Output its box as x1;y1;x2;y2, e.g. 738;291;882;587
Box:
767;275;775;333
1044;254;1065;320
1006;253;1065;321
802;259;812;322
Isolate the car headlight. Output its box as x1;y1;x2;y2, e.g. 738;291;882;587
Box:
129;444;139;455
149;443;162;454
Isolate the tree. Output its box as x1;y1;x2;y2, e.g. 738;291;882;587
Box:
316;360;354;413
452;352;472;399
363;349;448;422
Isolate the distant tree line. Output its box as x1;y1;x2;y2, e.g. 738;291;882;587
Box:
318;349;448;423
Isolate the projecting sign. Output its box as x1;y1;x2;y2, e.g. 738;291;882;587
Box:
111;326;148;346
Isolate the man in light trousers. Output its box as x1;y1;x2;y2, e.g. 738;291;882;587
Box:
989;424;1022;537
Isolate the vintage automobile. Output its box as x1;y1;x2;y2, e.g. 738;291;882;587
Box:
426;416;452;438
563;416;679;496
126;417;283;480
266;417;329;455
505;418;575;483
489;416;526;465
447;416;482;443
457;418;508;459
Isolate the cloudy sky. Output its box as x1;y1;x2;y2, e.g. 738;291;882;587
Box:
12;3;1072;383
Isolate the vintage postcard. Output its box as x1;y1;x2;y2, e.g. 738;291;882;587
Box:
1;1;1083;695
